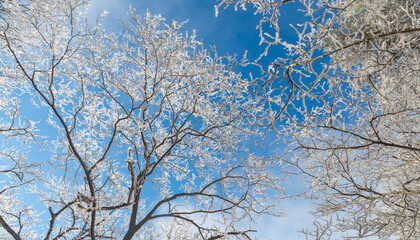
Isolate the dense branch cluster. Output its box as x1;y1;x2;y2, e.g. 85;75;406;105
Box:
0;0;282;239
217;0;420;238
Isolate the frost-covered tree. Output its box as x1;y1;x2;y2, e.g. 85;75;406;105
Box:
0;0;283;239
216;0;420;239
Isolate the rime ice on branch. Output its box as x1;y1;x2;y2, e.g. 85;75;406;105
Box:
216;0;420;238
0;0;283;239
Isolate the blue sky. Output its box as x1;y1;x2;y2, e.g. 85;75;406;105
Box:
89;0;304;61
88;0;315;239
90;0;262;56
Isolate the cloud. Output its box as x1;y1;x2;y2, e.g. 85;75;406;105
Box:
255;199;315;240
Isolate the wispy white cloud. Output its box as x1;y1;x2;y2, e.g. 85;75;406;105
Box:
254;199;314;240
